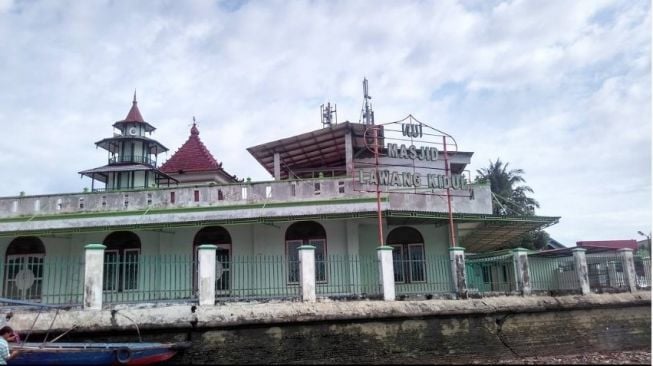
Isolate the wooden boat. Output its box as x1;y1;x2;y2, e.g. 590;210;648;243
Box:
9;341;191;365
0;298;191;365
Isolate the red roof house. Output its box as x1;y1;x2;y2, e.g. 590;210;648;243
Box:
576;240;638;251
160;122;239;185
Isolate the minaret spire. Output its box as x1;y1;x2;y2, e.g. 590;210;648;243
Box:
133;89;137;104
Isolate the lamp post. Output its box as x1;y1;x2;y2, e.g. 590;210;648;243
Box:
637;231;651;256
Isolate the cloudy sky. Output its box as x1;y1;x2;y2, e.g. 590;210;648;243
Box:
0;0;649;245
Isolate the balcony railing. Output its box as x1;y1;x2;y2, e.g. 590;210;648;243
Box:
108;155;156;166
0;178;491;220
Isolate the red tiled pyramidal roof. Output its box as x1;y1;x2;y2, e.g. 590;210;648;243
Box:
160;122;223;173
123;91;145;123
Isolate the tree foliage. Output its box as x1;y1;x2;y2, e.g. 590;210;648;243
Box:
475;158;540;216
475;158;547;250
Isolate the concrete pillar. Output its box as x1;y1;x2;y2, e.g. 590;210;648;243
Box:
83;244;106;310
512;248;531;295
345;131;353;177
449;247;468;298
274;152;281;180
299;245;316;302
607;262;619;287
377;246;395;301
198;244;217;306
617;248;637;292
572;248;590;295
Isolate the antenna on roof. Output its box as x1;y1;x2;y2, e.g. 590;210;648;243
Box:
320;102;337;128
359;78;375;125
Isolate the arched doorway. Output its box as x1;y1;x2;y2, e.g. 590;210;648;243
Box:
387;227;426;283
285;221;327;283
4;236;45;300
193;226;232;295
103;231;141;292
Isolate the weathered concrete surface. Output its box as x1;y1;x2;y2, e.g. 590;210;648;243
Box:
5;292;650;334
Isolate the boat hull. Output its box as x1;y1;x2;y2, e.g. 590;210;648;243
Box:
9;342;187;366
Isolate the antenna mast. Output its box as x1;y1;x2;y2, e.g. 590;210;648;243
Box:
360;78;375;125
321;102;337;128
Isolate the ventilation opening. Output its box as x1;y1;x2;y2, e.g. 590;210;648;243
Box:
170;191;176;204
194;190;200;202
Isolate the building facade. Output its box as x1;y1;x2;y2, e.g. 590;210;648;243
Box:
0;98;566;306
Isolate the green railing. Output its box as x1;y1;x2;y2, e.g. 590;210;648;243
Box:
585;253;628;293
394;255;453;296
103;254;195;304
528;255;579;294
316;255;381;298
217;256;300;301
465;255;516;294
1;256;84;306
635;256;651;290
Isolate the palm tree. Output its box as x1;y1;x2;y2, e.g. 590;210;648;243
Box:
475;158;540;216
475;158;547;250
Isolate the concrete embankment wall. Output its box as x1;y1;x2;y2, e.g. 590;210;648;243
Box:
6;292;651;364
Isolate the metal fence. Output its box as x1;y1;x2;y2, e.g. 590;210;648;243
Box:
217;256;301;301
585;253;629;293
103;254;195;304
635;256;651;290
465;254;516;295
394;255;453;296
528;255;580;294
1;256;84;306
316;255;381;298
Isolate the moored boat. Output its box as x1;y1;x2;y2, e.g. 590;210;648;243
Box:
9;341;191;365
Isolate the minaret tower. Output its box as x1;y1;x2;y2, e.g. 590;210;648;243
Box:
79;92;177;191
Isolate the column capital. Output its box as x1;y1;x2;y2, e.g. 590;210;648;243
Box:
84;244;106;250
197;244;218;250
448;246;466;252
298;245;316;251
572;247;587;253
617;248;634;253
511;247;529;253
377;246;394;251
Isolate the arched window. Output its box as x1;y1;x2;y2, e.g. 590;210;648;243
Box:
103;231;141;292
285;221;327;283
193;226;232;294
4;237;45;300
387;227;426;283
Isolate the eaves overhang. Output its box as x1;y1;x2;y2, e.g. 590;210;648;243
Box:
0;204;559;254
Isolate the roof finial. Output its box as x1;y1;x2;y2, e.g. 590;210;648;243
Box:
190;116;199;136
133;89;137;104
